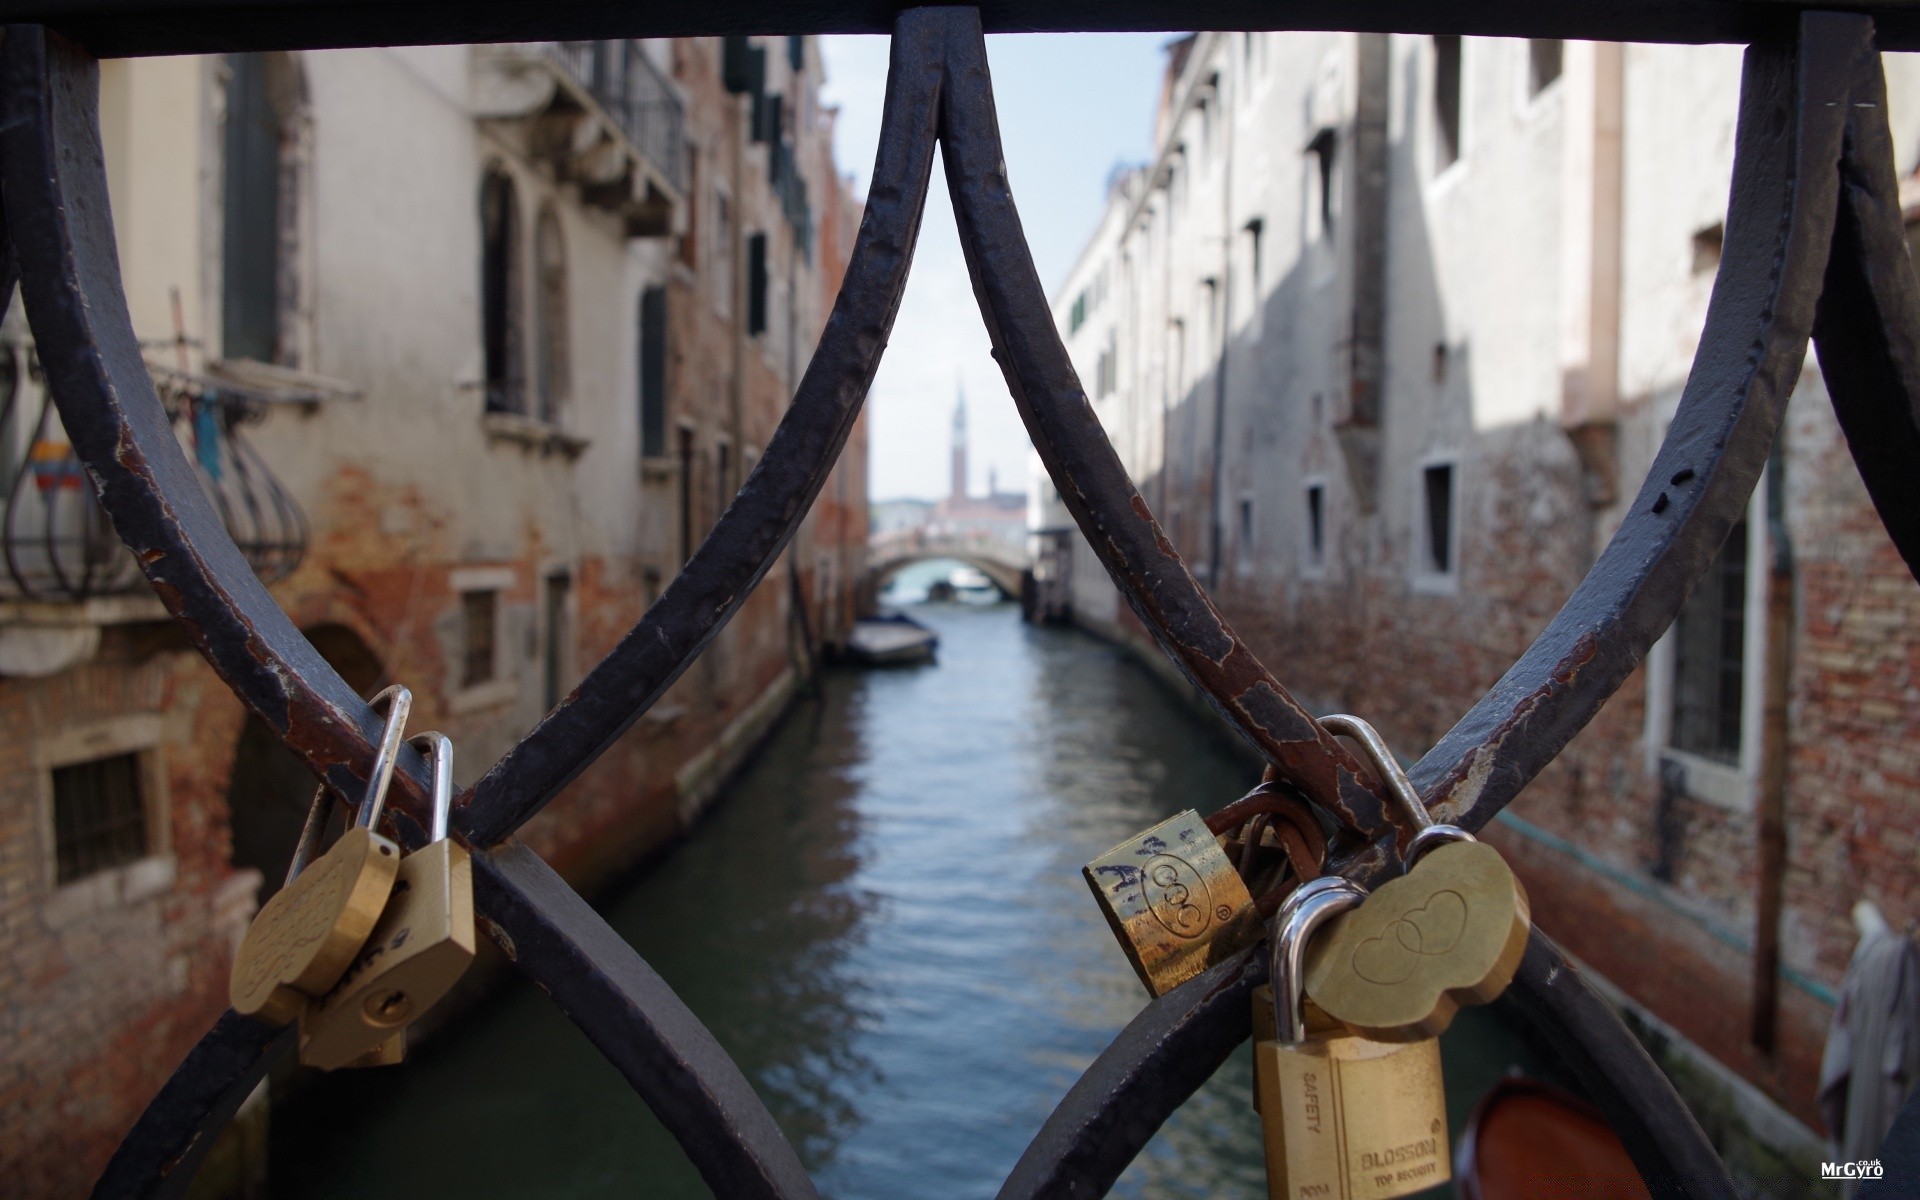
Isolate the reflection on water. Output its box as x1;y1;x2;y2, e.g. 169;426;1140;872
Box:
274;602;1557;1199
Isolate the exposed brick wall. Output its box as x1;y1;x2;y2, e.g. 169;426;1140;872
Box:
1093;372;1913;1134
0;35;865;1198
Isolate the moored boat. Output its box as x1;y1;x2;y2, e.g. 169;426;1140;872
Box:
846;613;939;666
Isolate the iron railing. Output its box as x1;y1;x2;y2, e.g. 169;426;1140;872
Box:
0;3;1915;1198
0;346;306;601
549;39;687;193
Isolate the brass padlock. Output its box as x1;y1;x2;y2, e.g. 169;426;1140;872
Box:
1083;809;1262;996
230;686;413;1024
300;732;475;1070
1257;876;1451;1200
1304;715;1530;1041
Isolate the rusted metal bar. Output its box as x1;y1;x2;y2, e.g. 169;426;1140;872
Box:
1812;42;1920;584
89;1014;292;1200
1400;9;1859;860
999;14;1853;1195
0;24;441;827
936;6;1391;840
460;7;943;846
71;11;940;1191
471;842;820;1200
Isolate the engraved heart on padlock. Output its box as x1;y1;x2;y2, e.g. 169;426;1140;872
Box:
1351;890;1468;984
1303;840;1530;1041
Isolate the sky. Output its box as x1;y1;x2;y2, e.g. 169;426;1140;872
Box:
818;34;1171;503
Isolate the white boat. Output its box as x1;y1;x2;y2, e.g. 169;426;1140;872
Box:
846;614;939;665
947;565;1002;604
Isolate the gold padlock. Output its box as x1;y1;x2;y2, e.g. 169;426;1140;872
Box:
1304;715;1530;1041
230;686;412;1024
1256;876;1451;1200
300;732;476;1070
1083;809;1262;996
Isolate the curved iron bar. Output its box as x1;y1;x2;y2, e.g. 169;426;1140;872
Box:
1811;42;1920;583
989;11;1860;1195
0;25;440;818
472;842;821;1200
1401;10;1857;848
459;5;945;846
76;11;946;1194
89;1015;293;1200
934;8;1390;840
10;7;1891;1200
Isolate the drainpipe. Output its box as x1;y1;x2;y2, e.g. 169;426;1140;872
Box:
1752;439;1793;1053
1208;64;1234;587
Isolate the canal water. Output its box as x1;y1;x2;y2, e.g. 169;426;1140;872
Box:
274;574;1560;1199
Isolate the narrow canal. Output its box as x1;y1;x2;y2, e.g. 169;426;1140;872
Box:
276;579;1557;1198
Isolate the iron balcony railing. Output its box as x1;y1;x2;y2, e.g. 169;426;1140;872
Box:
549;40;687;193
0;346;307;601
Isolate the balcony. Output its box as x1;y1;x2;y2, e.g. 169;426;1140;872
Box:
0;348;313;608
475;41;686;237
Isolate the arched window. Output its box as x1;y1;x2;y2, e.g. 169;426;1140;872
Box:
533;207;570;424
223;52;306;365
479;169;523;414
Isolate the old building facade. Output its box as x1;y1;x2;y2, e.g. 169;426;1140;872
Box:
1041;31;1920;1160
0;35;863;1196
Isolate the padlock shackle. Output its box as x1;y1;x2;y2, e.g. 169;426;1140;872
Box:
1405;822;1475;870
1319;714;1428;832
407;731;455;842
1271;875;1366;1044
357;685;413;830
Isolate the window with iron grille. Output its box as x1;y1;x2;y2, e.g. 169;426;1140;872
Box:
53;752;149;884
1670;518;1748;764
461;589;498;688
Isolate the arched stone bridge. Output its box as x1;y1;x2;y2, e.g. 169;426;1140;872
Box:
868;527;1029;596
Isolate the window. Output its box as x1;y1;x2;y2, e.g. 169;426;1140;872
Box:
1306;129;1337;239
1244;218;1264;315
1305;482;1326;572
678;425;696;564
1670;519;1749;764
746;232;769;336
533;207;569;424
543;572;571;713
712;189;733;319
678;150;699;267
716;440;732;520
1237;496;1254;572
1692;222;1725;275
223;53;298;364
1529;40;1564;95
639;286;668;458
1420;463;1455;578
1432;36;1463;171
1069;291;1088;335
461;589;498;687
480;169;523;414
53;753;149;885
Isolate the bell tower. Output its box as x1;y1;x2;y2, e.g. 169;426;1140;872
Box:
950;382;968;502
